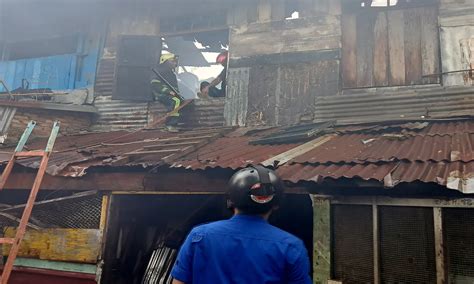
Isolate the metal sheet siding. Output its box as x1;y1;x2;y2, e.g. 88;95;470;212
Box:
0;54;76;91
94;58;115;97
439;3;474;86
314;87;474;124
181;99;226;129
225;67;249;126
91;95;149;131
440;25;474;86
0;36;100;91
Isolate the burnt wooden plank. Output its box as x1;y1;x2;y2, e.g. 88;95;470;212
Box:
247;65;278;126
388;10;406;85
356;11;377;87
404;8;423;85
342;14;358;88
421;7;440;84
230;16;341;58
373;11;389;87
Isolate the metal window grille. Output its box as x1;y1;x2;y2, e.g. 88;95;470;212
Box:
142;245;178;284
444;208;474;284
332;204;374;284
379;206;436;283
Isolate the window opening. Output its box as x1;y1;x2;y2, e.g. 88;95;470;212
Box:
161;30;229;99
4;35;79;61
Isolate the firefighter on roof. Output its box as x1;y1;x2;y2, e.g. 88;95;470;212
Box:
151;53;183;132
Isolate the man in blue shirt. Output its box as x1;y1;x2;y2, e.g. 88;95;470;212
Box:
171;166;312;284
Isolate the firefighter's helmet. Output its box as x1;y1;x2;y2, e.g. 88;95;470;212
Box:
160;53;178;64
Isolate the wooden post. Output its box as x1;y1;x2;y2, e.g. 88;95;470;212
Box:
311;195;331;283
373;203;380;284
257;0;272;23
433;207;445;284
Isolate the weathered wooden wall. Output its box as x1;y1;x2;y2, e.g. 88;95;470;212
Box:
245;59;339;126
2;228;101;264
342;5;440;88
439;0;474;86
230;16;341;59
227;15;341;127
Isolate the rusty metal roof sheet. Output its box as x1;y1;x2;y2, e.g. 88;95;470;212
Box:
279;120;474;193
172;135;297;170
2;119;474;193
292;132;474;164
3;127;232;176
278;161;474;193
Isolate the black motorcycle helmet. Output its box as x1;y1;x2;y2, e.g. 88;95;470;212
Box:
227;165;284;215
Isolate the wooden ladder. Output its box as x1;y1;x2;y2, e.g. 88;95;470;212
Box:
0;120;60;284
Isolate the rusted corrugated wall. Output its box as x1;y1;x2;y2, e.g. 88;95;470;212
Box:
439;0;474;86
227;15;341;127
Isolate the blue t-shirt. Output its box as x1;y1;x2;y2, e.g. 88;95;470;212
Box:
171;214;312;284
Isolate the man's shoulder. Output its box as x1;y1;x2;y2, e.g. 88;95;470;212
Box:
265;224;304;246
190;219;231;234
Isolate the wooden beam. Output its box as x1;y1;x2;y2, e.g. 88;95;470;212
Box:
13;258;96;275
4;171;231;193
0;100;97;113
311;195;331;283
433;207;445;284
124;149;181;156
142;141;201;150
329;195;474;209
3;170;309;193
373;202;380;284
4;172;146;191
262;135;335;167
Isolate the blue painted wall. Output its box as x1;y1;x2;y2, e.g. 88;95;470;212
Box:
0;35;101;92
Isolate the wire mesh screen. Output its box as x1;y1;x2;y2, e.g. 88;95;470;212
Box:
0;192;102;229
379;206;436;283
444;208;474;284
332;204;374;284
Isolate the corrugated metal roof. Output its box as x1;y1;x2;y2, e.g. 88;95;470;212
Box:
314;86;474;124
4;127;232;176
292;132;474;164
2;120;474;193
277;161;474;192
279;120;474;193
172;135;297;170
